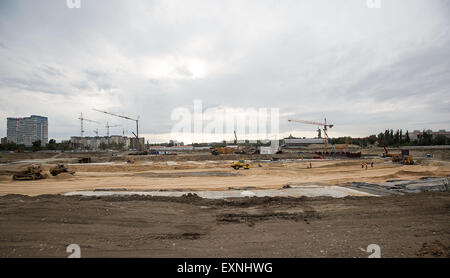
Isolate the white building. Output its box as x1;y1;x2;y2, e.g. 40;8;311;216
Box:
409;129;450;141
70;136;130;150
7;115;48;147
282;138;324;148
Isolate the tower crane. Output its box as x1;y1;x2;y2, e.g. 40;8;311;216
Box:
105;122;121;137
78;113;100;138
287;118;334;154
93;109;142;150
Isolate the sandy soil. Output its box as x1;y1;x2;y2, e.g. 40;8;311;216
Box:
0;192;448;258
0;152;449;258
0;158;449;196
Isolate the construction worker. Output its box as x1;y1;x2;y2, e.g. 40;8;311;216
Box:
310;162;312;169
371;162;374;168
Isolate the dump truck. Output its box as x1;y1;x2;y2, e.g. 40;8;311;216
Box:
231;160;250;170
49;164;75;176
13;165;47;180
211;147;234;155
78;157;91;163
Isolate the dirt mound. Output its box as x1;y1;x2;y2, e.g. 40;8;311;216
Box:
396;170;437;177
51;172;75;180
0;175;11;182
416;240;449;258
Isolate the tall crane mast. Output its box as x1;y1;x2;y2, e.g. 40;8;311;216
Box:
78;113;100;138
105;122;121;137
288;118;334;154
93;109;141;150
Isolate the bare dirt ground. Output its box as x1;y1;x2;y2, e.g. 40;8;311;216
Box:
0;149;449;258
0;156;449;196
0;192;448;258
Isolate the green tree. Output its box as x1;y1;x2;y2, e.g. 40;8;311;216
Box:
433;134;447;145
419;130;432;145
47;139;57;150
32;140;41;152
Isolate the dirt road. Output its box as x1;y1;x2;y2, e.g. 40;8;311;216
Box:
0;192;448;258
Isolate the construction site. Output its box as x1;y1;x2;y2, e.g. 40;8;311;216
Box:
0;116;449;258
1;1;449;261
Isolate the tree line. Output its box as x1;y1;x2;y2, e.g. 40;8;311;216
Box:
0;139;74;152
330;129;449;147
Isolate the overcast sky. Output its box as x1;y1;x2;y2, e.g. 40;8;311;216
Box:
0;0;449;143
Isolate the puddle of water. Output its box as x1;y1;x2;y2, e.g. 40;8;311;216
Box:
187;161;205;165
167;161;179;166
64;185;377;199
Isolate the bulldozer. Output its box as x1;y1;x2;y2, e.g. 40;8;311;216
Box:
49;164;75;176
231;160;250;170
13;165;47;180
392;149;414;165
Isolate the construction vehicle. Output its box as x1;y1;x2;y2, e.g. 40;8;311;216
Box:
211;147;234;155
49;164;75;176
350;137;389;157
392;149;414;165
403;155;414;165
231;160;250;170
13;165;47;180
233;130;245;154
78;157;92;163
233;130;252;154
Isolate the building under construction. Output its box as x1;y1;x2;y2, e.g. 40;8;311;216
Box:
70;136;144;150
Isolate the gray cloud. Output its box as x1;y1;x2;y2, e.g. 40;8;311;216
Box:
0;0;449;142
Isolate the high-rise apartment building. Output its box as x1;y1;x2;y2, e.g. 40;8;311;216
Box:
7;115;48;147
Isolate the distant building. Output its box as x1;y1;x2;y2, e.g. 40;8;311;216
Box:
169;140;184;146
282;138;324;148
409;129;450;141
260;147;277;154
129;137;145;150
7;115;48;147
70;136;130;150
